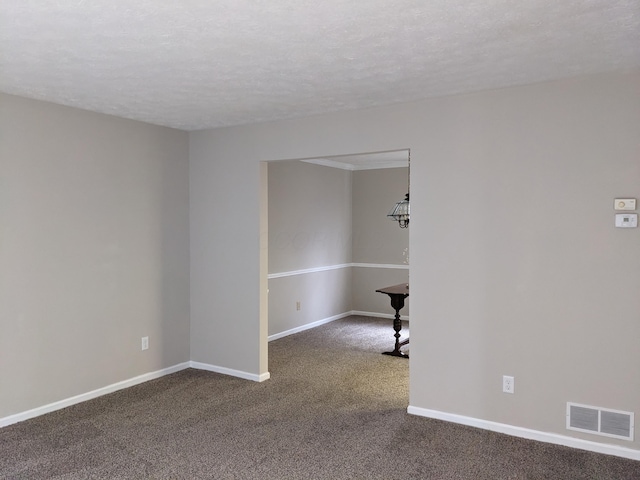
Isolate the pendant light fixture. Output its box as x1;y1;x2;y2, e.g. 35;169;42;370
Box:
387;193;410;228
387;150;410;228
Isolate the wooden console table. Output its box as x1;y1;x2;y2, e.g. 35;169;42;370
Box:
375;283;409;358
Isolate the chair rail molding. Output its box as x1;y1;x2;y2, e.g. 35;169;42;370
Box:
268;262;408;279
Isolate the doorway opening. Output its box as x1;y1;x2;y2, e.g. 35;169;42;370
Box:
261;149;410;372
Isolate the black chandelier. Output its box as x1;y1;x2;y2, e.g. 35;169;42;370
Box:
387;192;410;228
387;150;410;228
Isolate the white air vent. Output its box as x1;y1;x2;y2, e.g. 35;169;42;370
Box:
567;403;634;441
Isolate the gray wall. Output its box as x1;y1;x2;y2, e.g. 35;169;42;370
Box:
352;167;409;315
269;161;352;273
268;160;352;336
267;162;409;337
190;70;640;452
0;94;190;419
4;71;634;455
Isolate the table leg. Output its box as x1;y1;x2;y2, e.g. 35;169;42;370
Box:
382;294;409;359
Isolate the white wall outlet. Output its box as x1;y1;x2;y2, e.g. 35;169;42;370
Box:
503;375;514;394
296;301;301;311
141;336;149;351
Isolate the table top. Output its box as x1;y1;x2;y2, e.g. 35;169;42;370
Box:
375;283;409;296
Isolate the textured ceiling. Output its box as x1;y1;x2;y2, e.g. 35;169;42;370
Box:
1;1;639;131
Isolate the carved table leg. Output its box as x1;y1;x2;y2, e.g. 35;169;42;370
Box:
382;293;409;359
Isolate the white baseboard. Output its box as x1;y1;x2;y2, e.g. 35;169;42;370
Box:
189;361;270;382
407;405;640;461
351;310;409;321
0;362;190;428
268;310;409;342
268;312;353;341
0;360;272;429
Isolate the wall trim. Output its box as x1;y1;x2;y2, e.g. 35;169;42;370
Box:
0;361;272;429
189;361;270;382
268;262;408;279
268;312;353;341
269;310;408;342
351;263;409;270
300;154;407;171
352;310;409;321
0;362;191;428
268;263;351;279
407;406;640;462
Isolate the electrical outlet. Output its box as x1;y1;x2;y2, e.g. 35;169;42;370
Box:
296;301;301;311
141;336;149;351
503;375;514;394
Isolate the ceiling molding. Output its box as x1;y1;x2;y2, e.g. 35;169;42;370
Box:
301;150;409;171
301;158;407;171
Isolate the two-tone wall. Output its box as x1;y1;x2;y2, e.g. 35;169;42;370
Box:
267;160;409;339
352;167;410;316
267;160;353;337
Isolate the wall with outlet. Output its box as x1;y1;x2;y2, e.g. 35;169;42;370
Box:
267;160;409;337
267;160;353;336
8;70;638;458
0;93;191;420
191;70;640;455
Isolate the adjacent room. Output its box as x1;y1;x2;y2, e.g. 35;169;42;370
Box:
1;1;639;477
267;152;410;345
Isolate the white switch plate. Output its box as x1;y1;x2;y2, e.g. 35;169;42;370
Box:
614;198;636;211
615;213;638;228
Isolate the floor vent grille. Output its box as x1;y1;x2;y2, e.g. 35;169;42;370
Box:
567;403;634;441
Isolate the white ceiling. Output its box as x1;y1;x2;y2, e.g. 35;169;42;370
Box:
1;1;639;131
